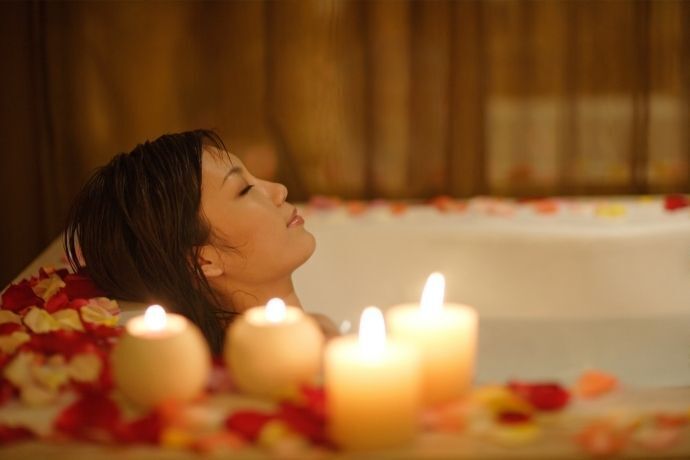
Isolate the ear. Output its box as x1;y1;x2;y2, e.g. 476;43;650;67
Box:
197;245;225;279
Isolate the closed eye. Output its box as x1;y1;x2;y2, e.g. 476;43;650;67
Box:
239;184;254;196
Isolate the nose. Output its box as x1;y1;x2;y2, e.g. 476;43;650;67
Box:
268;181;288;206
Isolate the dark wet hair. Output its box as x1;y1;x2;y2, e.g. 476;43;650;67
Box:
64;129;236;354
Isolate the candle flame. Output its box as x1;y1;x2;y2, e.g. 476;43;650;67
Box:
358;306;386;356
144;304;167;331
420;272;445;314
265;298;287;323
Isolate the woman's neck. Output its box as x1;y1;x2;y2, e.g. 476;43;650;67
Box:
221;277;302;313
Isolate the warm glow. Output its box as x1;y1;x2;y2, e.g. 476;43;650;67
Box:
144;304;167;331
358;306;386;356
265;298;287;323
420;272;445;314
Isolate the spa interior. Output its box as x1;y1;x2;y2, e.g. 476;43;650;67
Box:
1;1;689;458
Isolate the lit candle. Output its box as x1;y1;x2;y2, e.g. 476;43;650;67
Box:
111;305;211;408
387;272;478;406
225;298;324;399
326;306;420;450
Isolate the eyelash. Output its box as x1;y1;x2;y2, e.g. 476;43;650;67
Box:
239;184;254;196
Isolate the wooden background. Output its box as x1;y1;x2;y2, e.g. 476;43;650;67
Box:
1;0;688;286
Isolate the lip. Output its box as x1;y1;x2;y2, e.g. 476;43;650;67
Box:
287;208;305;228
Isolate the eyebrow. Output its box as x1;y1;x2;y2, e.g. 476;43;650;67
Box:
222;166;243;185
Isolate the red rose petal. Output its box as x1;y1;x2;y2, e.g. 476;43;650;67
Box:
67;299;89;310
115;411;163;444
508;381;570;412
225;411;275;442
22;330;104;358
63;274;105;300
664;194;690;212
0;381;17;407
45;290;70;313
498;411;533;425
431;195;454;212
0;424;34;445
278;403;330;445
300;384;327;421
54;392;121;441
1;283;44;312
0;323;23;335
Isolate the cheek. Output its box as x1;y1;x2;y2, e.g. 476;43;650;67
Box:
219;209;288;262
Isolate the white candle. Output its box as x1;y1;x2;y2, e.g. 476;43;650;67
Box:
111;305;211;408
387;273;478;406
225;298;324;399
326;307;420;451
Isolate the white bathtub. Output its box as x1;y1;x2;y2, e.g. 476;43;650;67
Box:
16;201;690;388
294;203;690;388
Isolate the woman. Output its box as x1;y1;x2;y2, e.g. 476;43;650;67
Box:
65;130;334;354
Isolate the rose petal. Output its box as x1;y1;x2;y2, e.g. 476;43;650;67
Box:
574;370;619;399
159;426;193;449
226;411;275;442
489;422;541;446
497;411;533;425
86;298;120;317
473;386;534;415
3;352;35;387
634;422;681;451
44;290;70;313
23;330;98;358
31;358;69;391
52;309;84;332
0;424;34;444
54;392;121;441
0;310;21;326
0;332;30;355
80;304;118;328
508;381;570;412
390;202;409;216
0;323;23;335
257;420;292;448
20;383;58;406
664;194;689;212
115;411;163;444
654;413;689;428
0;384;15;407
574;421;629;456
32;275;66;302
1;283;43;312
63;274;105;300
23;307;61;334
67;353;102;383
277;403;329;445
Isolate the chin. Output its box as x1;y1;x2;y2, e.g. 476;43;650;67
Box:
295;231;316;267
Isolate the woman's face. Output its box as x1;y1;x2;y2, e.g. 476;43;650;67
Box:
199;147;315;287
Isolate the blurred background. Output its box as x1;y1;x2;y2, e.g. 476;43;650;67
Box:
1;0;688;286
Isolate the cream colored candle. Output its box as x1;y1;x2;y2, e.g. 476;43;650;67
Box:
387;273;478;406
326;307;420;451
111;305;211;408
225;298;323;399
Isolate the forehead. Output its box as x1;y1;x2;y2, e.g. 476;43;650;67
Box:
201;146;245;189
203;145;239;166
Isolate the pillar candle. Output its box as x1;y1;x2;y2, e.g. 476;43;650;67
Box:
225;298;324;399
387;273;478;406
111;304;211;408
326;306;420;450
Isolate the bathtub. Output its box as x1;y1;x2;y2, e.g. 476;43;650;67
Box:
294;202;690;388
15;199;690;388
